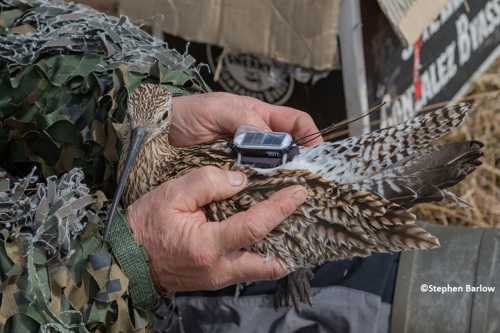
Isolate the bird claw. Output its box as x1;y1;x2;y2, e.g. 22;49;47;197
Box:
274;268;315;313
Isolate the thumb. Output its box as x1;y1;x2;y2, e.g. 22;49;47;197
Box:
165;166;247;211
216;105;272;135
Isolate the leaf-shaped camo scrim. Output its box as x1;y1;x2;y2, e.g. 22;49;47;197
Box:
0;0;203;75
0;0;209;193
0;167;93;260
0;168;150;332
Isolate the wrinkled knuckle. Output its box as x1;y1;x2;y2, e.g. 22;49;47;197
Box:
277;204;290;220
197;166;221;188
157;179;177;202
294;111;310;123
200;165;221;180
243;95;260;105
274;198;294;221
244;217;269;244
302;112;315;123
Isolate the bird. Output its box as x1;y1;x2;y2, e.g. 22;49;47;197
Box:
104;83;483;312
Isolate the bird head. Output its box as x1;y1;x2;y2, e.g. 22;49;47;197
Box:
125;83;173;143
103;83;173;243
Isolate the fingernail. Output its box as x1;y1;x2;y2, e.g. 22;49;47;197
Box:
292;188;307;205
227;171;245;187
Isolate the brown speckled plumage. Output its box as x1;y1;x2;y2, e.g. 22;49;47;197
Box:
111;83;483;311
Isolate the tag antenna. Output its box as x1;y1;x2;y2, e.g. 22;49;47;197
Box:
294;102;385;146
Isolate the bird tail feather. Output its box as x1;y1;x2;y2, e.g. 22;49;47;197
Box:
353;141;484;209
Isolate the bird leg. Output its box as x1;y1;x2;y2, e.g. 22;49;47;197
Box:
274;268;315;312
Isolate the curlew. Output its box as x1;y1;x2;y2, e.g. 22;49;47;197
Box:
105;83;483;311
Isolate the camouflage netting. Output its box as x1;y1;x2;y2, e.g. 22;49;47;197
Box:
0;0;209;331
0;0;208;195
0;168;149;332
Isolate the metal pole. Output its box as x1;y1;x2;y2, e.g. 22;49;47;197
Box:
338;0;370;136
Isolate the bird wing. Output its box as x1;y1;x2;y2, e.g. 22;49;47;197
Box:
202;168;440;271
351;141;483;208
294;102;473;183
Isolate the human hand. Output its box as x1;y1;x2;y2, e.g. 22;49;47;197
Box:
170;92;323;147
126;166;307;292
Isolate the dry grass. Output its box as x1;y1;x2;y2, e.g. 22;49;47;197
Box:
413;56;500;228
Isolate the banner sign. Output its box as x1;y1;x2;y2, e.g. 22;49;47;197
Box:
363;0;500;129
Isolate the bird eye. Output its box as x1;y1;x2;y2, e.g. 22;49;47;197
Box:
161;111;169;120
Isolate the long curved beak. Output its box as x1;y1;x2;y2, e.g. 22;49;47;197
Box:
103;127;148;244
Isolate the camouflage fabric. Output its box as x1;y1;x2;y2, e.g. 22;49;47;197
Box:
0;0;210;331
0;167;150;332
0;0;208;196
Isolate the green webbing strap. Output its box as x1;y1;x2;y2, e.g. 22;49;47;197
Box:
108;208;159;309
